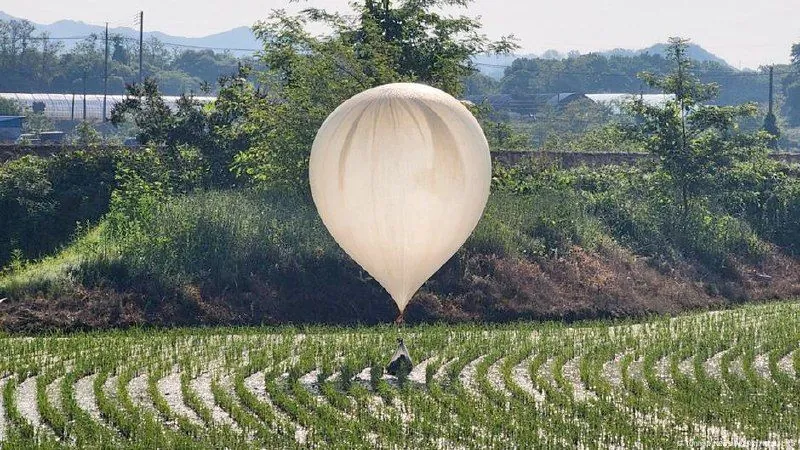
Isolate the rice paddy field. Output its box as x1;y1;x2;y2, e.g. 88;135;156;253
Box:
0;301;799;449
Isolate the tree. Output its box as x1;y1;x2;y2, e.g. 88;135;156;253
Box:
111;72;257;186
630;37;769;226
763;110;780;149
496;51;766;107
0;18;247;96
172;49;240;87
111;78;175;146
0;98;22;116
783;42;800;126
73;121;101;147
111;34;130;64
231;0;516;188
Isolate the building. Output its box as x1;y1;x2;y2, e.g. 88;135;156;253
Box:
0;116;24;142
465;92;675;117
585;93;676;113
545;93;587;107
0;93;216;122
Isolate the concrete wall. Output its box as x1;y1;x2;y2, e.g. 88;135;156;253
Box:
2;144;800;167
491;151;653;168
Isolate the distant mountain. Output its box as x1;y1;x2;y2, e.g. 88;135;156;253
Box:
0;11;260;55
604;43;729;66
3;11;730;71
473;42;731;79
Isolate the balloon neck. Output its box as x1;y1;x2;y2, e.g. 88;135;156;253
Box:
394;313;405;325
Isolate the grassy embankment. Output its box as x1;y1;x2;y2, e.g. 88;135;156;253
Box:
2;156;800;332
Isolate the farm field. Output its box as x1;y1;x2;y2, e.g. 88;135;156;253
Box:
0;301;798;449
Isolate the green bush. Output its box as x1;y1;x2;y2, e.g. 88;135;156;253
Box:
0;145;210;270
0;152;116;267
105;189;338;290
468;190;603;259
571;164;768;271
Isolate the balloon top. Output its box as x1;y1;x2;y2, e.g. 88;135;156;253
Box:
343;82;466;107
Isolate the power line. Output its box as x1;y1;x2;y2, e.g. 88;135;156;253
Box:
26;36;94;41
472;62;794;77
153;41;259;52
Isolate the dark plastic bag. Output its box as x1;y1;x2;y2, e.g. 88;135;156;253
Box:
386;338;414;376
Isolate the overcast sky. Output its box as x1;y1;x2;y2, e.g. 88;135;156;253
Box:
3;0;798;69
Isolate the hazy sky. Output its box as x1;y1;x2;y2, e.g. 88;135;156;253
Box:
3;0;798;69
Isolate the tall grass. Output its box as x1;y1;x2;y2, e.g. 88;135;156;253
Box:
468;190;604;258
0;223;120;297
113;189;338;290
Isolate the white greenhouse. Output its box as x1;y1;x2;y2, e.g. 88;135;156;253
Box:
0;93;216;122
585;93;676;113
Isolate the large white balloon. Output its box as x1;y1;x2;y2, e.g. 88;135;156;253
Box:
309;83;491;314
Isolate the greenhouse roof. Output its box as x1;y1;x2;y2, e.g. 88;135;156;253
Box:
586;93;676;113
0;93;216;122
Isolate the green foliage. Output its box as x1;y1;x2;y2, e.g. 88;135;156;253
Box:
72;121;101;147
22;112;54;134
782;43;800;127
498;50;768;107
491;160;775;272
109;189;336;290
478;160;604;258
0;152;115;267
539;123;643;152
0;18;247;95
481;120;531;150
111;76;243;185
468;190;602;259
0;144;209;269
629;37;770;227
231;0;516;188
0;97;22;115
762;111;780;149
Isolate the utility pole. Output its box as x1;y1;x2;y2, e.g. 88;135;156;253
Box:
138;11;144;83
41;35;47;84
768;65;774;116
103;23;109;122
82;72;87;121
764;64;780;149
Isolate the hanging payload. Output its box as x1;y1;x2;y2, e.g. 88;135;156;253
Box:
308;83;492;320
386;338;413;377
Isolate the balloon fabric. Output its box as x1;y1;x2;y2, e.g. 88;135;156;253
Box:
309;83;491;315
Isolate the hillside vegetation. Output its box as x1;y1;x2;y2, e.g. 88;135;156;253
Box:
2;154;799;332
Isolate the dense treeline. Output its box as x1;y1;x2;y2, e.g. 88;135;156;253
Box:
0;18;246;95
783;43;800;126
467;52;776;107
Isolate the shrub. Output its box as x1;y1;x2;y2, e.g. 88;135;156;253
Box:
468;191;602;259
0;145;210;269
0;152;115;267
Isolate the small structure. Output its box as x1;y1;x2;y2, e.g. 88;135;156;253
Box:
386;338;414;377
465;92;675;116
39;131;65;144
585;93;676;113
546;92;588;107
0;115;24;142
